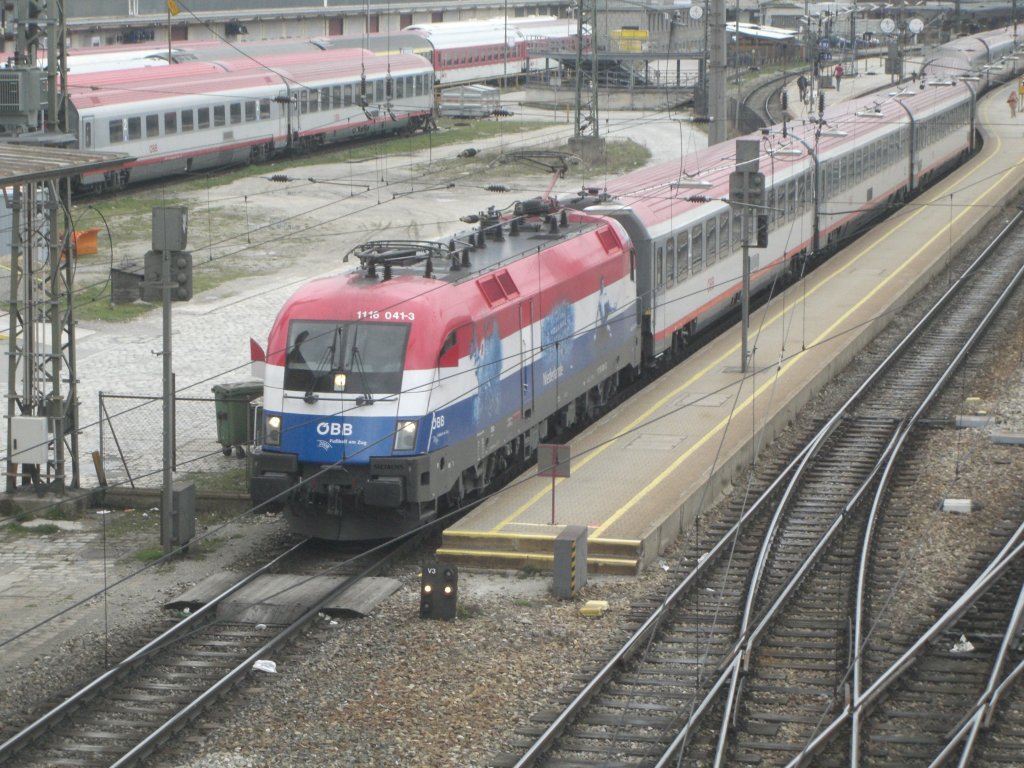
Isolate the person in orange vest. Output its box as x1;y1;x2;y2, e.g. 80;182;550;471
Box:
1009;89;1018;118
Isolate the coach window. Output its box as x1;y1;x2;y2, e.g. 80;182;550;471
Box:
197;107;210;130
691;224;704;273
245;101;256;122
656;246;664;290
376;80;385;101
766;187;776;228
666;237;675;286
259;99;271;119
787;180;797;221
214;105;226;126
145;114;159;138
108;119;125;143
127;116;141;140
320;87;330;109
732;206;742;245
396;78;404;98
677;235;689;278
230;102;242;124
181;110;194;132
164;112;177;134
332;86;341;107
344;84;353;106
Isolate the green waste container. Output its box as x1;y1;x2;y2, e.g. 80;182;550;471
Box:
212;380;263;456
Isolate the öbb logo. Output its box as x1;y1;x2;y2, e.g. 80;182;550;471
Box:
316;422;353;436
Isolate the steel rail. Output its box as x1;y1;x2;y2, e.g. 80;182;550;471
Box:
0;537;310;763
108;539;403;768
508;443;814;768
511;178;1024;768
711;426;900;768
671;197;1024;767
927;581;1024;768
785;527;1024;768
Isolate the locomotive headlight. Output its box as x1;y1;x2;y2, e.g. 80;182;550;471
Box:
333;373;346;392
266;414;282;446
394;420;418;451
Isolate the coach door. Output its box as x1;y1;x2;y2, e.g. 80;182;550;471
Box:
519;300;535;420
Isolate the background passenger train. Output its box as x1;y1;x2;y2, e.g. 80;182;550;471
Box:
67;48;434;191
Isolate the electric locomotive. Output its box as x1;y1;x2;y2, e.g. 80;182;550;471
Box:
250;204;640;540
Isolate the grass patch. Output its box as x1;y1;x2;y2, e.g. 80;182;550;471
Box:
133;545;165;562
421;137;650;180
3;522;61;536
185;466;248;495
456;602;485;619
45;507;80;521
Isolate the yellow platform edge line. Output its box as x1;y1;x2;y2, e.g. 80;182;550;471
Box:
443;530;642;547
434;548;638;567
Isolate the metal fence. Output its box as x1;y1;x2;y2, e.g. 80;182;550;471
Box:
97;391;253;489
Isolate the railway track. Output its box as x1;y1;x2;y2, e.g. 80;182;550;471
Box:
496;205;1024;765
0;534;418;767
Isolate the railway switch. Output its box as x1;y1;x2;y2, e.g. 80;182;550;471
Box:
420;563;458;620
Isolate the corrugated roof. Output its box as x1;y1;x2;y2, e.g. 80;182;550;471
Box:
0;143;130;185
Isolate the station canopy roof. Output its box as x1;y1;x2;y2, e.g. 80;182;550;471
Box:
0;142;129;185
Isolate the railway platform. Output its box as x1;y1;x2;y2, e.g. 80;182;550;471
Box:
436;82;1024;575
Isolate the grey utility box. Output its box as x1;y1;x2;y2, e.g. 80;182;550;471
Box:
10;416;49;464
553;525;588;599
171;480;197;548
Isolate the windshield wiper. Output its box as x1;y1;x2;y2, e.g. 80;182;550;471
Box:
303;326;341;403
350;344;375;406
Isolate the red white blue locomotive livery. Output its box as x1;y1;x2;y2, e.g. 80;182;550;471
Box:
251;206;639;539
250;26;1020;540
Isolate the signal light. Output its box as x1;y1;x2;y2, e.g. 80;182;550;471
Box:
420;563;458;620
141;250;193;302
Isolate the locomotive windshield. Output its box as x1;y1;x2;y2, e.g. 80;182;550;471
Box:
284;320;408;395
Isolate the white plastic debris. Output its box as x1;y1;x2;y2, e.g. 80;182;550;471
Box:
95;509;111;516
951;634;975;653
253;659;278;674
942;499;973;514
254;623;267;631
